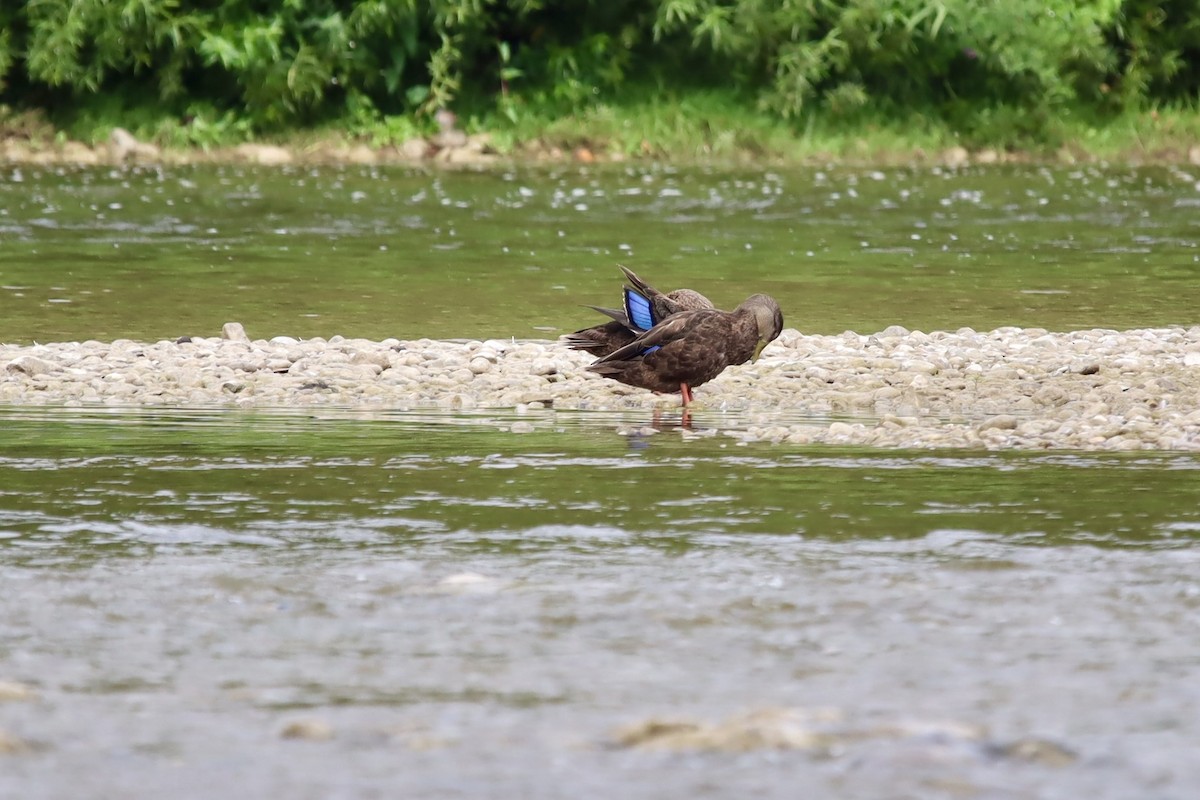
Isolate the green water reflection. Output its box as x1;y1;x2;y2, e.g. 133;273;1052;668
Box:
2;408;1197;559
0;164;1197;344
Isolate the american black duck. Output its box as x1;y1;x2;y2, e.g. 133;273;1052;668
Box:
588;293;784;406
563;266;713;357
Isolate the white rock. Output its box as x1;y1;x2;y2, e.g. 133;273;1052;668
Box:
221;322;250;342
234;143;293;166
6;355;56;376
827;422;856;438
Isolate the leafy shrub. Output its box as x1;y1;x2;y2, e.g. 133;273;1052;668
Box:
14;0;424;132
0;0;1198;146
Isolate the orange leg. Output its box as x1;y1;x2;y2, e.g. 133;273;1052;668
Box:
680;383;693;406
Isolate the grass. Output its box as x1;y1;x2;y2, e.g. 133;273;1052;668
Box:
4;88;1200;165
338;89;1200;164
1065;104;1200;159
458;89;964;162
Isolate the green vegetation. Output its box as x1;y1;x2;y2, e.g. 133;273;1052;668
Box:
1;0;1199;158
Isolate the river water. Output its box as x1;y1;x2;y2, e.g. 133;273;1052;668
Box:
2;164;1200;798
2;162;1199;341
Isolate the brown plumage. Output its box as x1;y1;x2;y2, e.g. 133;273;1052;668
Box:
588;293;784;406
563;266;714;357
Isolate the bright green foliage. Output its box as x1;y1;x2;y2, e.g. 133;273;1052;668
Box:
1;0;1199;147
11;0;423;136
648;0;1121;144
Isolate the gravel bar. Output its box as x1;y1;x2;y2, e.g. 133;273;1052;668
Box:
4;321;1200;450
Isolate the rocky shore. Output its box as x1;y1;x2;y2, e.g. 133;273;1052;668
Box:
8;125;1200;170
1;126;507;169
4;322;1200;450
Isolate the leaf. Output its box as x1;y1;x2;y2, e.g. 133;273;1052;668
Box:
383;45;408;95
654;0;700;40
286;44;331;107
693;5;736;53
0;29;12;91
199;33;242;69
405;84;430;106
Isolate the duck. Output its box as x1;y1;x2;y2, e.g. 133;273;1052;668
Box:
563;266;713;357
587;293;783;406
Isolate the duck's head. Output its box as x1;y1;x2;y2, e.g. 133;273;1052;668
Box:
740;294;784;361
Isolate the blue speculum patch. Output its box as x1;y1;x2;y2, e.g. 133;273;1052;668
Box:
625;289;655;331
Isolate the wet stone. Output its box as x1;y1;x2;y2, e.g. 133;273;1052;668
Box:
978;415;1020;432
612;709;831;753
986;737;1078;767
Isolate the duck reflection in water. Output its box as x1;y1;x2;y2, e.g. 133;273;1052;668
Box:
624;408;697;450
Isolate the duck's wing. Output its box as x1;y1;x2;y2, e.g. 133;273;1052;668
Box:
563;318;637;356
619;265;714;330
585;304;630;326
588;309;736;393
623;284;658;332
592;309;712;365
620;264;680;331
618;265;662;302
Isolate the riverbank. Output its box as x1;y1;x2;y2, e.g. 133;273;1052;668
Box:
4;324;1199;450
4;130;1200;170
4;106;1200;169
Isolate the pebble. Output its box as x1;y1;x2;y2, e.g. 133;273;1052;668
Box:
0;681;35;702
2;324;1200;451
279;719;334;740
0;728;31;754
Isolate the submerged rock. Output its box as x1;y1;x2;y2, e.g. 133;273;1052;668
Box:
613;709;834;752
610;707;1077;767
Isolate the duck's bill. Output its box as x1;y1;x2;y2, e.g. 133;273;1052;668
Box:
751;339;768;362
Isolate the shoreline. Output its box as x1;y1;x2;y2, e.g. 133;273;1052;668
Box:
4;128;1200;170
4;323;1200;451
